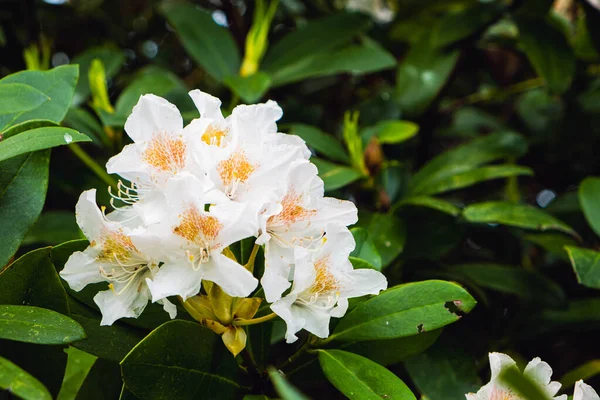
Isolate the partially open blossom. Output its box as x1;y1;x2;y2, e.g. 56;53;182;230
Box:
60;189;176;325
271;224;387;343
575;380;600;400
466;352;567;400
258;160;358;303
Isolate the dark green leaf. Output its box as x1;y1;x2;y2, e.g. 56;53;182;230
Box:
161;3;240;82
311;158;363;191
515;17;575;94
121;320;246;400
289;124;349;164
350;227;383;270
357;212;406;268
449;264;566;306
410;132;528;195
0;305;85;345
523;233;575;261
1;119;57;139
63;107;107;146
395;196;461;216
23;211;81;246
0;127;90;162
349;257;378;271
57;347;97;400
340;329;442;367
559;360;600;388
71;46;124;105
0;83;48;118
579;177;600;237
330;280;476;342
462;201;579;238
369;120;419;144
318;349;416;400
404;337;482;400
0;150;50;268
223;73;271;104
499;367;551;400
267;367;309;400
566;246;600;290
0;65;78;130
263;13;370;75
395;33;459;117
0;356;52;400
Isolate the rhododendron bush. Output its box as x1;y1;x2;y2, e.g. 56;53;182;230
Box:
2;0;600;399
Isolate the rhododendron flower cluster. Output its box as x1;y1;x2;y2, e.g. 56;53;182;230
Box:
466;353;599;400
60;90;387;343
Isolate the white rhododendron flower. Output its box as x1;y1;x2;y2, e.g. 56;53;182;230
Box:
258;160;358;302
465;352;567;400
574;380;600;400
60;190;176;326
145;174;258;300
271;224;387;343
63;89;380;339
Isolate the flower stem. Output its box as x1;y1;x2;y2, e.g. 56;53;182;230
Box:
278;336;312;370
68;143;117;188
244;244;260;272
232;312;277;326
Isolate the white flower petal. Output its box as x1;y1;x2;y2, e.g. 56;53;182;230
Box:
124;94;183;143
489;352;517;380
201;254;258;298
524;357;562;397
290;303;331;339
146;261;203;302
188;89;224;121
231;100;282;143
159;298;178;320
105;142;147;180
574;380;600;400
94;278;150;326
268;132;311;159
60;250;104;291
75;189;106;241
270;293;303;344
340;268;388;298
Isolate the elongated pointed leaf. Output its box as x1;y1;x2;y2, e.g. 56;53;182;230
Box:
289;124;349;164
267;367;309;400
462;201;578;238
0;356;52;400
0;305;85;345
0;83;48;116
0;151;50;268
579;177;600;238
311;158;363;191
566;246;600;290
396;196;461;216
0;127;90;162
0;65;78;130
357;212;406;268
161;3;240;82
330;280;476;342
318;350;416;400
121;320;246;400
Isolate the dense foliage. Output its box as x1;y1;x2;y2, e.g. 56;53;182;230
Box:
2;0;600;399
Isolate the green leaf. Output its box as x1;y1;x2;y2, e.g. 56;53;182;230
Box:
0;65;79;130
395;196;461;216
0;83;48;116
560;360;600;387
57;347;97;400
579;177;600;237
121;320;246;400
318;350;416;400
523;233;576;261
404;337;482;400
339;329;442;367
412;164;533;196
349;257;378;271
311;158;363;191
329;280;476;342
246;321;272;371
289;124;349;164
449;264;566;306
395;32;460;117
263;13;371;76
410;132;528;195
1;119;57;140
0;127;90;162
367;120;419;145
0;356;52;400
161;3;240;82
357;212;406;268
267;367;309;400
223;73;271;104
566;246;600;290
23;211;81;246
499;367;551;400
350;227;383;270
515;17;575;94
113;66;194;126
0;247;69;314
0;151;50;268
63;107;107;146
71;46;124;105
267;40;396;87
0;305;85;345
462;201;579;238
